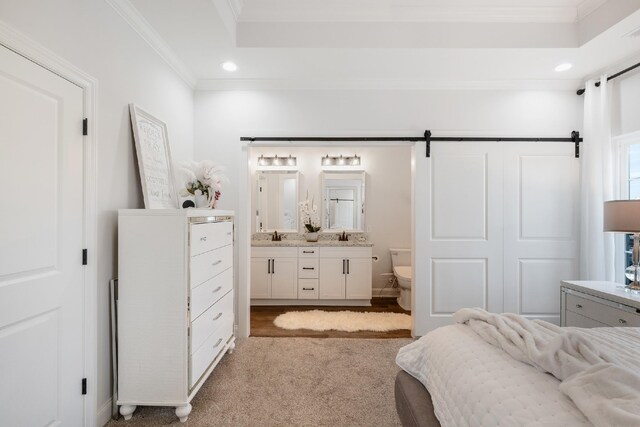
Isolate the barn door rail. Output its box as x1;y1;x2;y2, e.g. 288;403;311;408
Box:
240;130;582;158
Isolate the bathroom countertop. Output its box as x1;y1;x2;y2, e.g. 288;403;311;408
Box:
251;240;373;247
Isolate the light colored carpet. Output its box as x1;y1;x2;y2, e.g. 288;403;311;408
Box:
106;337;411;427
274;310;412;332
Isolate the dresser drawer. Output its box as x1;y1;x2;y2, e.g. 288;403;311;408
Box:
190;290;234;354
190;221;233;257
298;279;319;299
190;318;233;387
565;310;608;328
566;293;640;327
191;245;233;288
298;247;319;258
191;268;233;320
298;259;319;278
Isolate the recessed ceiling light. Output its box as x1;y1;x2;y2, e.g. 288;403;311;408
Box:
221;61;238;72
554;63;573;72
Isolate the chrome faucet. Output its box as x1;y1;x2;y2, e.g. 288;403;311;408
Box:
272;231;282;241
339;231;348;241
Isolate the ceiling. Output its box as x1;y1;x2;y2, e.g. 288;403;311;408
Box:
125;0;640;90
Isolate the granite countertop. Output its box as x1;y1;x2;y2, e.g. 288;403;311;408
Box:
251;240;373;247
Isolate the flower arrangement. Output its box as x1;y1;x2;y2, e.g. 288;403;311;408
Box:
299;193;321;233
179;160;227;208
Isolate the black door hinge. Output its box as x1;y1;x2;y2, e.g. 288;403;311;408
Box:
83;118;88;136
82;249;88;265
81;378;87;395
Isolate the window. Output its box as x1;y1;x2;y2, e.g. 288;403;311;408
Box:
617;133;640;283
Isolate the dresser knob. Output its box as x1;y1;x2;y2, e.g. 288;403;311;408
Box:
212;260;222;266
200;236;207;242
213;313;223;321
213;338;223;348
212;286;222;293
619;318;627;324
575;304;582;309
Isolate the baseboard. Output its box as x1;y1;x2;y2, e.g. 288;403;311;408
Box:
251;299;371;306
372;288;400;298
97;396;114;426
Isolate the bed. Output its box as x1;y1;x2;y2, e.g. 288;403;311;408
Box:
395;308;640;427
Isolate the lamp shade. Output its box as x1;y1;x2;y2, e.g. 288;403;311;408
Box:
603;200;640;232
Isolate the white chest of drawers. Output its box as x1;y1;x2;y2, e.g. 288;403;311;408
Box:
560;280;640;328
117;209;235;423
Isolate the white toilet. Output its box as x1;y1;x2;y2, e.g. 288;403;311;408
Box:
390;248;412;311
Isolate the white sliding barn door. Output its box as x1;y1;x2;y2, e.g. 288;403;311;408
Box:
0;45;85;426
422;143;504;329
503;143;579;324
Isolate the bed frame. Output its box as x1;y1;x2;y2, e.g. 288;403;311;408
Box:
395;371;441;427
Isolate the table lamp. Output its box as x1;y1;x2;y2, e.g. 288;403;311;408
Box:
603;200;640;291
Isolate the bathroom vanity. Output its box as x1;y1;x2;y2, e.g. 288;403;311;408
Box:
251;240;373;305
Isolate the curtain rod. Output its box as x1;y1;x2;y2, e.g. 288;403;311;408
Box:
576;60;640;95
241;130;583;158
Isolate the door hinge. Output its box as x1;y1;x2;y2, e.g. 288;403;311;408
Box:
82;118;88;136
81;378;87;395
82;249;88;265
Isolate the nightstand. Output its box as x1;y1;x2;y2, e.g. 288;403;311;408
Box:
560;281;640;327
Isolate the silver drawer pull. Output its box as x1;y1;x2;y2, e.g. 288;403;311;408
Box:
302;287;315;291
212;286;222;293
212;260;222;266
302;267;315;270
575;304;583;309
200;236;207;242
213;313;223;321
303;250;315;254
213;338;223;348
619;318;627;324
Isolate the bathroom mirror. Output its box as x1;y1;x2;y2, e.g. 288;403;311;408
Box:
255;171;299;232
321;171;365;231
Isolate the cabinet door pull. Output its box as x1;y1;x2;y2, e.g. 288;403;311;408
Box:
200;236;207;242
212;286;222;293
272;259;275;274
213;313;223;321
213;338;223;348
268;259;272;274
619;318;627;324
302;267;315;270
302;287;315;291
575;304;582;309
347;259;350;274
342;259;346;275
212;260;222;266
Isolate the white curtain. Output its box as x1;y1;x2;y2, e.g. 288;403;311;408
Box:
579;76;616;281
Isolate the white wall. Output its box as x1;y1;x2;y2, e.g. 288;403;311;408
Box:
0;0;194;423
194;88;583;336
612;69;640;136
249;146;412;293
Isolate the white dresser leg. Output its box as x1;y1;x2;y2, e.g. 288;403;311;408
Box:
227;340;236;354
119;405;136;421
175;404;192;423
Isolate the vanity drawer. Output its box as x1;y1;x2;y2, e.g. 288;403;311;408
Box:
566;293;640;327
298;259;319;278
298;247;319;258
190;318;233;387
298;279;319;299
190;221;233;257
191;268;233;320
191;245;233;288
191;290;234;354
565;310;608;328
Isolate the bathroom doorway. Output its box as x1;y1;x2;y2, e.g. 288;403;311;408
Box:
241;143;415;339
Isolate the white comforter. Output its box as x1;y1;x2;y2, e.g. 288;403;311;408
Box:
396;309;640;427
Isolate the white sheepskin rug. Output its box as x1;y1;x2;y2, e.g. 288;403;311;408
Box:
273;310;411;332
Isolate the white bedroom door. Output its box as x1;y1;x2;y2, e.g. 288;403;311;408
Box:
0;45;85;426
503;143;579;324
420;142;505;330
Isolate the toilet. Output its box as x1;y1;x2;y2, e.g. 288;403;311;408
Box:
390;248;412;311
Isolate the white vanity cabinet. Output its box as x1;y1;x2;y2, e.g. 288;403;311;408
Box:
117;209;235;423
250;247;298;299
319;247;372;300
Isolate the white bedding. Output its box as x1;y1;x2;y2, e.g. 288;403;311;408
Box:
397;310;640;427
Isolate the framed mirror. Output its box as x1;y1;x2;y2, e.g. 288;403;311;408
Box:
255;171;299;232
321;171;365;232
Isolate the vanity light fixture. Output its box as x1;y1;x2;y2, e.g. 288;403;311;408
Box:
321;154;361;167
257;155;297;167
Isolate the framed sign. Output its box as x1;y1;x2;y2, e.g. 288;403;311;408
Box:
129;104;177;209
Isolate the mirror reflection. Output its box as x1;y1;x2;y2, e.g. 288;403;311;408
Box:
256;171;299;232
322;171;365;231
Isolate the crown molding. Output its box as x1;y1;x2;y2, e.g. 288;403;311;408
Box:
105;0;196;88
195;78;581;92
228;0;244;19
577;0;609;21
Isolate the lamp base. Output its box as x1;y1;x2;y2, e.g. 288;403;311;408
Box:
626;282;640;291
